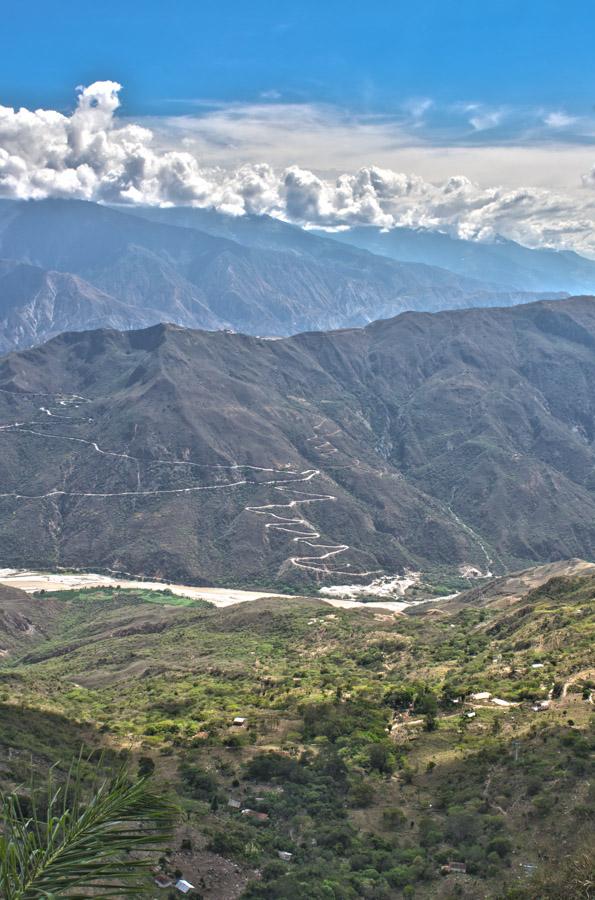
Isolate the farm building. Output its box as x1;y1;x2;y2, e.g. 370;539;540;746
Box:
241;808;269;821
447;861;467;874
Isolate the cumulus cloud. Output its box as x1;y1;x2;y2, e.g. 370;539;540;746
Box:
2;81;595;256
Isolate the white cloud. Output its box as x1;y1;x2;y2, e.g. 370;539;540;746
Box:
2;81;595;256
468;108;504;131
544;111;578;128
403;97;433;119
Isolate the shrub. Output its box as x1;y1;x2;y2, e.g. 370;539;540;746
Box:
367;741;396;774
487;835;512;858
382;807;406;829
179;762;218;800
349;779;375;808
245;751;300;781
418;816;443;847
386;865;413;888
137;755;155;778
445;807;479;844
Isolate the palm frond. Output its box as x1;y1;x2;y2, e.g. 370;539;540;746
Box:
0;757;176;899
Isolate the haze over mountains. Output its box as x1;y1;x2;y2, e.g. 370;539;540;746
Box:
0;198;579;351
319;224;595;295
2;295;595;586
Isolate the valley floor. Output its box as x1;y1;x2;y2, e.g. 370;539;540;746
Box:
0;568;423;611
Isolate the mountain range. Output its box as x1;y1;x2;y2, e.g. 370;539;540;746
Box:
1;294;595;586
0;199;569;351
318;224;595;295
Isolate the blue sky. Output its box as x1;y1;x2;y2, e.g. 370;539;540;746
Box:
3;0;595;117
2;1;595;255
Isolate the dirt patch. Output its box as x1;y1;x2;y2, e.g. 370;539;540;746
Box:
159;828;258;900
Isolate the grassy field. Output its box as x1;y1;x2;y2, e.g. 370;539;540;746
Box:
0;577;593;899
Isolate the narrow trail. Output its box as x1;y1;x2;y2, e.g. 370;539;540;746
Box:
561;668;595;699
0;394;373;577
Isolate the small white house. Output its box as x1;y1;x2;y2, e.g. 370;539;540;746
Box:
233;716;247;726
465;711;476;719
176;880;195;895
278;851;293;861
470;692;491;701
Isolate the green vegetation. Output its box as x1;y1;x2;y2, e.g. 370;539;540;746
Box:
0;579;593;898
37;586;213;608
0;760;175;899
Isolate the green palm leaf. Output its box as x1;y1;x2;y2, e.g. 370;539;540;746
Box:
0;758;176;899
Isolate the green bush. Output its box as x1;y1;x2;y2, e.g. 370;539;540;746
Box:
179;762;218;800
487;835;512;858
367;741;396;774
382;807;406;828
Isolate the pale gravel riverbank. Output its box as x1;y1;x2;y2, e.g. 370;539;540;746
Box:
0;568;412;612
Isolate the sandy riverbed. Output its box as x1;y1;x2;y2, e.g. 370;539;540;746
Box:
0;568;411;612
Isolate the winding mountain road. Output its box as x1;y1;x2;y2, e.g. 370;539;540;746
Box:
0;394;373;577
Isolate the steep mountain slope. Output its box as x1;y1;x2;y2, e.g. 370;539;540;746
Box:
320;224;595;294
0;199;558;349
0;259;148;352
0;582;68;656
1;296;595;585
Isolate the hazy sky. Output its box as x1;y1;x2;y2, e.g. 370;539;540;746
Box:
2;1;595;253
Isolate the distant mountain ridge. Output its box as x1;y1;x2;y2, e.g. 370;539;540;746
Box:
315;224;595;295
0;259;150;352
1;295;595;586
0;198;564;350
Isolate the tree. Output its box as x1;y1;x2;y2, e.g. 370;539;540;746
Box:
424;713;438;732
367;741;396;774
0;760;175;899
445;806;479;844
416;689;438;717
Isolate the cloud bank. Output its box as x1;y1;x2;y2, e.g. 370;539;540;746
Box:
2;81;595;256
